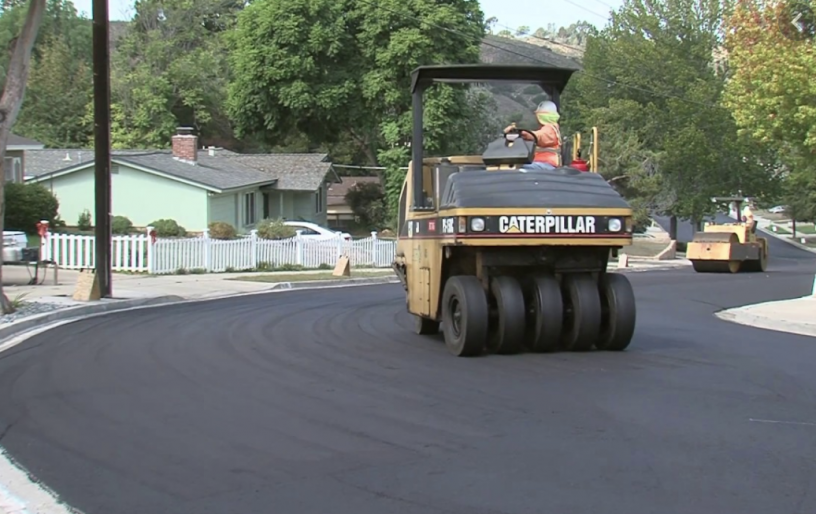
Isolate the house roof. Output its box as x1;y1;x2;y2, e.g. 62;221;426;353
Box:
24;148;336;193
7;134;44;149
118;151;276;191
216;153;336;191
327;176;382;206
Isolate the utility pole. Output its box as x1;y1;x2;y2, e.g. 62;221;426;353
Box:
92;0;112;297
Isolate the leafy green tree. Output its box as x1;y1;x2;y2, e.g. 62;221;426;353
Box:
345;181;388;230
0;0;92;147
15;33;92;146
0;0;48;314
226;0;488;213
0;0;92;82
723;0;816;221
561;0;778;233
105;0;243;149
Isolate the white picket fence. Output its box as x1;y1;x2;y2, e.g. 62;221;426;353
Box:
39;230;398;274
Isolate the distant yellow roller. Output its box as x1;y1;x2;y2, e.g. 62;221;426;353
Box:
687;197;769;274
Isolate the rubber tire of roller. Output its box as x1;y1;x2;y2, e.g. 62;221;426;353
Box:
486;275;526;355
524;274;563;353
559;273;602;352
596;273;637;351
441;275;489;357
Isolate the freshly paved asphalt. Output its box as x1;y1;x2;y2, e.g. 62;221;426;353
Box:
0;232;814;514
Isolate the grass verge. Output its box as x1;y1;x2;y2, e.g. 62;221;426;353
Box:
229;270;395;283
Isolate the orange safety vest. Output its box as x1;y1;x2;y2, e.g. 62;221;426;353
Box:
533;123;562;167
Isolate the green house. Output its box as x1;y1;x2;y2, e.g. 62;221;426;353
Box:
24;129;340;232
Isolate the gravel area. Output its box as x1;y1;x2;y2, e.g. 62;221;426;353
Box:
0;302;67;324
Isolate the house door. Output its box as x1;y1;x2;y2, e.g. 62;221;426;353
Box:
262;192;270;219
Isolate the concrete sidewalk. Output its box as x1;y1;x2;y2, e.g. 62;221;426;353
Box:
714;215;816;337
2;265;397;302
717;295;816;338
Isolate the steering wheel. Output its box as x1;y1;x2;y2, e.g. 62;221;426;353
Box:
504;124;537;144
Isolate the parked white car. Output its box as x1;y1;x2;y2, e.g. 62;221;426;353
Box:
768;205;787;214
3;230;28;262
284;221;352;241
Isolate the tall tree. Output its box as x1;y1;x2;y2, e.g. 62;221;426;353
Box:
15;33;92;146
107;0;244;149
561;0;778;232
723;0;816;220
226;0;490;212
0;0;47;313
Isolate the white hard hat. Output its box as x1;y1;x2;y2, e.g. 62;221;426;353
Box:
535;100;558;113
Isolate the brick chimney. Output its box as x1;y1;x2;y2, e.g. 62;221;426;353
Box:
172;127;198;163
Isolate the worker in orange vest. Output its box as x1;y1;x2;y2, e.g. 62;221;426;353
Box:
742;201;756;233
504;100;562;171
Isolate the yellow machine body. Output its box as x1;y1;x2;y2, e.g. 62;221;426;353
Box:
392;63;639;357
687;220;768;273
394;152;634;320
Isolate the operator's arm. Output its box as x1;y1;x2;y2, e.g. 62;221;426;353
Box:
504;123;536;142
533;124;559;148
503;124;554;144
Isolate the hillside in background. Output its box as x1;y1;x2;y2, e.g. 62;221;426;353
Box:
478;34;583;127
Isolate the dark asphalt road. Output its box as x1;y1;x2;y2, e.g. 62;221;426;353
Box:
0;233;814;514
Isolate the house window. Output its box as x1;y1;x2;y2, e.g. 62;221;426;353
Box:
3;157;21;183
315;185;323;213
244;192;256;225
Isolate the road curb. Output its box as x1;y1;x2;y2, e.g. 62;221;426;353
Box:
758;225;816;254
0;295;187;346
263;275;400;290
715;308;816;339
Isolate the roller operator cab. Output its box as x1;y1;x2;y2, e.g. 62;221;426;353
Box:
391;64;639;357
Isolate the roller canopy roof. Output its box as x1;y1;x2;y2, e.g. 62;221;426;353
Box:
410;64;577;94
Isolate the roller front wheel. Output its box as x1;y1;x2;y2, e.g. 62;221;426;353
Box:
596;273;637;351
441;276;489;357
560;273;602;352
487;276;526;355
523;274;563;352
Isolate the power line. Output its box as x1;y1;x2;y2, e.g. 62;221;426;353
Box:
587;0;616;10
561;0;611;21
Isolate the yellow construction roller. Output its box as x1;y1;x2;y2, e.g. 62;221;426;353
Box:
687;220;768;273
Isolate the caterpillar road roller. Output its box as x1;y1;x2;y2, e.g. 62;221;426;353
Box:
391;64;638;357
687;196;769;273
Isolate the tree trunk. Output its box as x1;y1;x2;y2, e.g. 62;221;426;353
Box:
669;215;678;241
0;0;48;315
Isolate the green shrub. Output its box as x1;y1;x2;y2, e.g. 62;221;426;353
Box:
111;215;133;235
4;182;60;234
149;218;187;237
208;221;237;239
77;209;92;230
256;218;296;239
